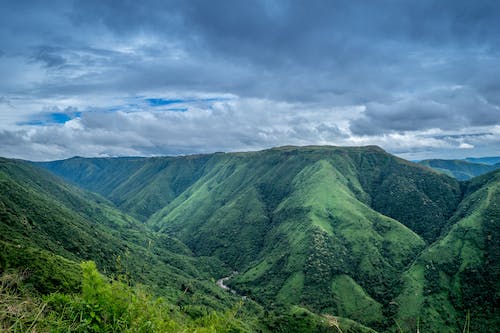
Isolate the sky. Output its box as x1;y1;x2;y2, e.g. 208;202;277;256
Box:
0;0;499;161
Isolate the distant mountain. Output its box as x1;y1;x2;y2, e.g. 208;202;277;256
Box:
419;158;500;180
36;145;499;332
465;156;500;165
37;155;213;221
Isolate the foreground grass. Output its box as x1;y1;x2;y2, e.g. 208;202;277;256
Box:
1;261;254;332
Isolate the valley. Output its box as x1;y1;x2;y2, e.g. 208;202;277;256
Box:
1;146;498;332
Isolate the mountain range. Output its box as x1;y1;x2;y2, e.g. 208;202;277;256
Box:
1;146;498;332
418;158;500;181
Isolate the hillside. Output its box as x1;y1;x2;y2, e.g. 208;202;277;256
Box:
419;158;500;180
465;156;500;165
145;146;463;330
0;157;241;308
395;169;500;332
36;145;495;332
1;157;372;332
40;146;462;243
37;155;214;221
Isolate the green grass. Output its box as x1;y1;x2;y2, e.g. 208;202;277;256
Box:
277;271;304;304
395;170;500;332
1;261;262;332
331;274;384;324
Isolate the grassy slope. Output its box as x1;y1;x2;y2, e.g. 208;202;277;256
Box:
38;147;492;328
0;158;244;312
37;155;215;221
40;147;462;244
395;169;500;332
145;146;460;330
419;158;500;180
1;157;377;333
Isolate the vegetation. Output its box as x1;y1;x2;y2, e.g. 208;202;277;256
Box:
1;261;260;332
0;146;496;331
0;157;262;328
395;169;500;332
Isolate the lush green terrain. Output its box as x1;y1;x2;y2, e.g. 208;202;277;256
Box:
1;146;498;331
395;169;500;332
0;158;262;331
419;158;500;180
0;156;364;332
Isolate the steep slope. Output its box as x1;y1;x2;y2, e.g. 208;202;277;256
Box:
40;146;462;243
37;145;473;331
37;155;214;221
395;169;500;332
1;158;379;332
0;157;238;310
419;158;500;180
144;146;461;330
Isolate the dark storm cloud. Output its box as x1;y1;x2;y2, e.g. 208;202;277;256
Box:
0;0;499;159
31;46;66;68
350;86;500;135
12;0;494;101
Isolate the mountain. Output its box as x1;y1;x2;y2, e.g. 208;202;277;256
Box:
37;155;214;221
396;169;500;332
144;146;463;330
419;158;500;180
2;156;369;332
36;145;497;332
39;146;462;243
0;157;238;308
465;156;500;165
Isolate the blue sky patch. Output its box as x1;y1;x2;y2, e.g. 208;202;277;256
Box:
17;112;81;126
49;113;72;123
144;97;232;108
146;98;185;106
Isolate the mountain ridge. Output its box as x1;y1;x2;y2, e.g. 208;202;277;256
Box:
3;145;497;331
419;158;500;180
34;145;487;331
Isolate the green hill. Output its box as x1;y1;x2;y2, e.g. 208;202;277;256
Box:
419;158;500;180
144;146;463;330
19;145;499;331
465;156;500;165
37;155;214;221
0;157;241;307
2;157;367;332
395;169;500;332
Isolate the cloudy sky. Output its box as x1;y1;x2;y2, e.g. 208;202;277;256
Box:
1;0;499;161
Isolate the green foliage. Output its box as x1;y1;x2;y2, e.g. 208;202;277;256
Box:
264;306;377;333
0;157;245;315
0;240;81;294
1;262;260;332
3;148;497;332
395;170;500;333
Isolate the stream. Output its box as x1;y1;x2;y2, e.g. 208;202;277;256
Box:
216;271;244;298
